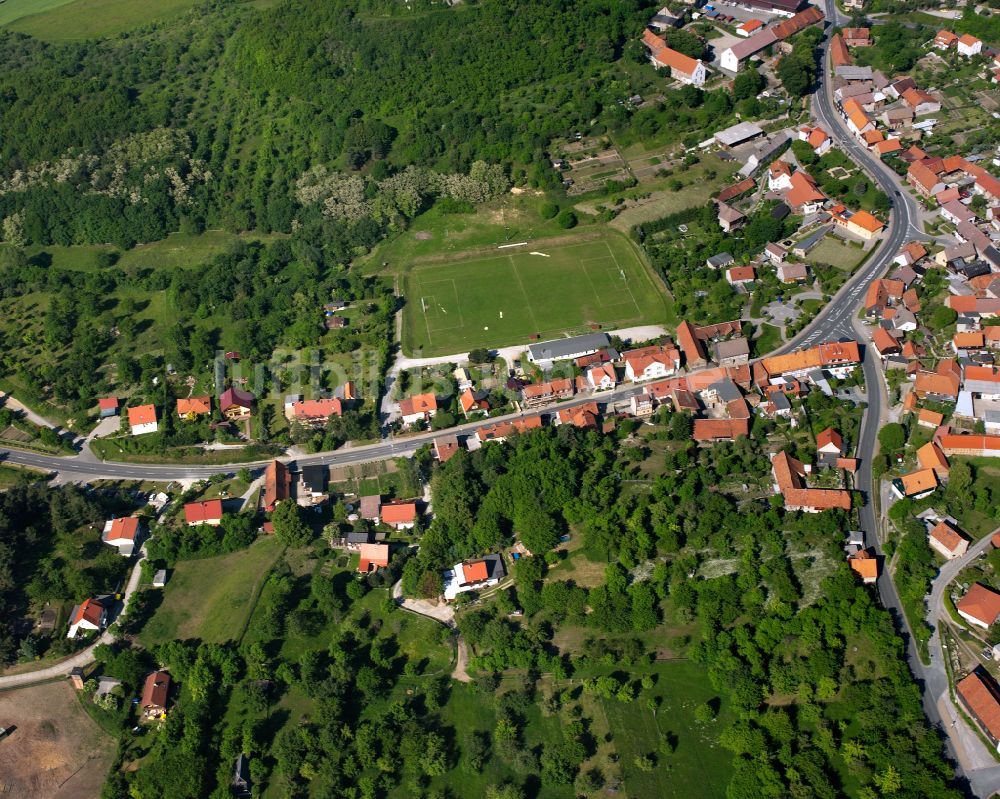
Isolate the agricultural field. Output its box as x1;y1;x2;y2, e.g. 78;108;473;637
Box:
4;0;202;39
138;535;283;647
0;681;117;799
401;231;669;356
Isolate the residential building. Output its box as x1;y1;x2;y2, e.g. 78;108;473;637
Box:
642;29;708;86
381;501;418;529
928;520;969;559
475;415;544;443
676;321;709;368
102;516;140;556
907;161;945;197
359;494;381;521
726;266;756;287
940;434;1000;457
902;88;940;116
958;583;1000;628
934;30;958;49
890;468;938;499
219;387;254;420
706;252;736;270
764;242;787;264
176;396;211;419
586;362;618;391
914;370;960;401
443;554;507;601
714;338;750;367
842;27;871;47
295;465;328;507
630;392;655;417
358;543;391;572
399;393;438;425
459;388;490;416
957;33;983;57
777;263;809;284
917;441;950;479
285;397;343;425
768;160;793;191
67;597;107;638
872;327;900;358
184;499;223;526
717;201;746;233
434;434;460;463
816;427;844;466
263;460;291;512
917;408;945;429
957;669;1000;752
829;206;884;240
521;378;576;407
760;341;861;380
141;671;171;719
784;170;826;213
736;18;764;36
849;550;879;584
771;450;852;512
624;345;680;382
127;404;158;436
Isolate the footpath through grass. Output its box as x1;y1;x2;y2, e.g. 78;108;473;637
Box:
401;230;670;356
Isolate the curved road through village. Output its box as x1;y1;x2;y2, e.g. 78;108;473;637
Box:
2;12;998;795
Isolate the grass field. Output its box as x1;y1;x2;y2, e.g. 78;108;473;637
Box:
6;0;200;39
807;237;867;273
139;536;283;646
401;231;669;356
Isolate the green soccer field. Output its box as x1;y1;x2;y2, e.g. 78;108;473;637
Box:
401;232;671;356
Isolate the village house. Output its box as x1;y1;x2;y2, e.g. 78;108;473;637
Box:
849;550;879;584
630;392;655;417
443;554;507;601
957;33;983;57
141;671;171;720
284;397;343;426
736;18;764;36
581;362;614;391
714;338;750;367
891;468;938;500
102;516;140;556
459;388;490;417
842;27;871;47
958;583;1000;628
816;427;844;467
184;499;223;527
641;29;708;86
957;669;1000;753
176;396;211;419
830;206;884;241
717;201;746;233
263;459;291;512
220;387;255;421
521;378;576;408
623;345;681;382
917;441;950;480
706;252;735;270
128;404;158;436
359;494;381;522
476;415;544;444
940;433;1000;457
928;519;969;559
777;263;809;284
358;543;391;573
725;266;756;288
914;369;960;402
934;30;958;49
771;450;852;512
764;242;788;264
66;597;108;638
872;327;900;359
433;434;460;462
902;88;940;116
760;341;861;381
784;170;827;214
399;393;438;426
676;320;709;368
381;501;419;530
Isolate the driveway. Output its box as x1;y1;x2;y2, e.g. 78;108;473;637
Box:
391;580;455;627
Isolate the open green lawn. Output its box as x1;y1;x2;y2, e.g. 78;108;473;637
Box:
6;0;200;39
807;237;867;273
139;536;283;646
401;231;669;356
752;323;784;357
600;660;734;798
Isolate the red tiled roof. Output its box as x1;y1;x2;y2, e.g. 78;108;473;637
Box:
959;584;1000;626
692;418;749;441
918;441;950;473
263;460;291;511
184;499;223;525
220;387;255;412
463;560;489;583
141;671;171;711
399;393;437;416
930;520;967;553
958;670;1000;742
914;370;959;399
358;543;390;572
872;327;899;355
73;597;105;626
127;404;156;427
291;398;343;421
177;396;211;416
105;516;139;542
817;427;843;452
98;397;118;411
381;501;417;525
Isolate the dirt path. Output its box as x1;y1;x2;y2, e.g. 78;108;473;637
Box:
451;635;472;683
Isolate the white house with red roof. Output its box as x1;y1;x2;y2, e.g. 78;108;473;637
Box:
958;583;1000;628
797;126;831;156
381;500;418;529
102;516;141;556
642;29;707;87
67;597;108;638
127;404;158;436
443;554;506;601
184;499;224;526
586;362;618;391
623;345;681;382
957;34;982;57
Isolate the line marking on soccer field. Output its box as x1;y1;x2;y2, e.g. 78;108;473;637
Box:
529;251;550;257
508;255;540;333
603;240;642;317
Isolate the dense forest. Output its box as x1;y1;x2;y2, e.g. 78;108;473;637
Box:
0;0;655;248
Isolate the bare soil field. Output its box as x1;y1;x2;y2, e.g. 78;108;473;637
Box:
0;680;115;798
